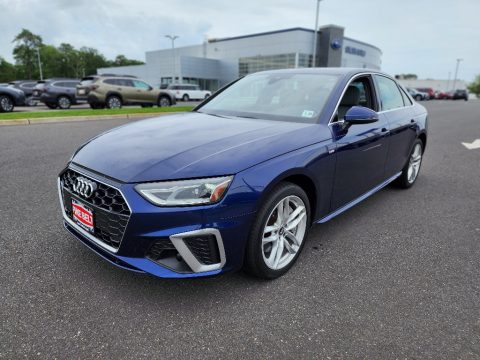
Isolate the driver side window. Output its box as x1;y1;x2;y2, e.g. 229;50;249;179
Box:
336;76;376;121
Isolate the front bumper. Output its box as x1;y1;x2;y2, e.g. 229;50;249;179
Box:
58;165;255;278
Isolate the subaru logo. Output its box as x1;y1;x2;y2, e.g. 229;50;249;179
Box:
331;39;342;50
73;177;97;198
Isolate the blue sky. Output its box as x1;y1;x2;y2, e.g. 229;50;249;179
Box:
0;0;478;81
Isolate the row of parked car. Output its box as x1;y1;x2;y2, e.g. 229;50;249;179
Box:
406;87;469;101
0;75;212;112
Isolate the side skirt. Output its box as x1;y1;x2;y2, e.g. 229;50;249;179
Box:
316;172;402;224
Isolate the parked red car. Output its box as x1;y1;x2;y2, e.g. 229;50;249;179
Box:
434;91;448;99
416;88;434;100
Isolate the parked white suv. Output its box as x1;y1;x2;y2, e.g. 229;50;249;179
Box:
167;84;211;101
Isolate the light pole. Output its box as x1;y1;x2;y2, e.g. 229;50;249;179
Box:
35;47;43;80
311;0;322;67
165;35;179;84
452;58;463;91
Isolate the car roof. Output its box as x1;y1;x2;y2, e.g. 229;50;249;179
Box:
251;67;388;78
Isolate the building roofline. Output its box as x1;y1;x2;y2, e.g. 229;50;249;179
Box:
208;27;315;43
343;36;382;54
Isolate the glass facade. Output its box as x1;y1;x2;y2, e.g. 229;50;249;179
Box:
238;53;313;77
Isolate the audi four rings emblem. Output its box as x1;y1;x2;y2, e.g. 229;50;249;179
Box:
73;177;98;198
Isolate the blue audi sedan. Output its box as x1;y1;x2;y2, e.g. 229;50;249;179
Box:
58;68;427;279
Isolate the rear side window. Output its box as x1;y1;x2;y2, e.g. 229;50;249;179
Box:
104;79;118;85
374;75;405;111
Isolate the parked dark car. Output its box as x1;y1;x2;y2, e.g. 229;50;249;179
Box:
58;68;428;279
8;80;38;106
32;79;85;109
452;89;468;101
0;86;26;112
416;87;434;100
77;75;175;109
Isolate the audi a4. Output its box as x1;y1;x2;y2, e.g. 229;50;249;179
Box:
58;68;428;279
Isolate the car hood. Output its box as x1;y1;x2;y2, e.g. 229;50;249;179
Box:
71;112;330;183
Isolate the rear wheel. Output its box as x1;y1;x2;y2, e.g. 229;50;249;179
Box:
244;182;310;279
182;94;189;101
57;96;71;110
106;95;122;109
0;95;14;112
394;139;424;188
158;96;171;107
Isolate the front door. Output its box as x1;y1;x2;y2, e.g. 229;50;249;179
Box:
329;75;390;210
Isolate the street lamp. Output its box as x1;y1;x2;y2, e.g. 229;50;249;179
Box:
311;0;322;67
35;47;43;80
452;58;463;91
165;35;179;84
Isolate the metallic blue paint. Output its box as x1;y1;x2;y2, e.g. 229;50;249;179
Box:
61;68;428;278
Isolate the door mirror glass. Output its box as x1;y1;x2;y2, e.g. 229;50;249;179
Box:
344;106;379;124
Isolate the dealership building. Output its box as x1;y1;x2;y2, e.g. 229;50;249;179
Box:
98;25;382;90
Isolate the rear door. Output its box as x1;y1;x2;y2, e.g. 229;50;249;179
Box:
373;75;417;178
132;80;154;103
330;74;390;210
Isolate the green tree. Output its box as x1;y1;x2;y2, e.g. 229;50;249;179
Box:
110;54;144;66
467;75;480;96
78;47;109;76
12;29;43;79
0;57;17;82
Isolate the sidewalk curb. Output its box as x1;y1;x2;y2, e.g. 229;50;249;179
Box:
0;112;181;127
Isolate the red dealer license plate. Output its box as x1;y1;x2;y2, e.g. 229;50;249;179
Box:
72;199;94;233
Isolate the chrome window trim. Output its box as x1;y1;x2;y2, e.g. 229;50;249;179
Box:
169;228;226;273
57;167;132;254
328;72;414;126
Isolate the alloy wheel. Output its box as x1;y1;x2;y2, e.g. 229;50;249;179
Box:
0;96;14;112
107;97;122;109
262;195;307;270
407;143;422;183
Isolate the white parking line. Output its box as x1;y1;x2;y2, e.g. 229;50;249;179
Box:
462;139;480;150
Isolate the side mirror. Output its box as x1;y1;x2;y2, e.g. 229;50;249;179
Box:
344;106;379;124
148;86;153;91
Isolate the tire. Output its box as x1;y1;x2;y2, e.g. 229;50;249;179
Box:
182;94;189;102
158;96;171;107
0;95;14;112
244;182;311;279
415;95;422;101
26;96;37;107
57;96;71;110
45;102;58;109
204;94;210;99
106;95;122;109
394;139;424;189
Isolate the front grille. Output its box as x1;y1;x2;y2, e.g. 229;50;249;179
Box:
61;169;130;215
183;235;221;265
60;168;130;250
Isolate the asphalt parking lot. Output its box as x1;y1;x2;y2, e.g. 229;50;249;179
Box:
1;100;479;359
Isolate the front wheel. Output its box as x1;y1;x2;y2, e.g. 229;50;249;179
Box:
244;183;310;279
394;139;424;188
182;94;189;101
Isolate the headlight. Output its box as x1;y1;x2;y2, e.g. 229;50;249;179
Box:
135;176;233;206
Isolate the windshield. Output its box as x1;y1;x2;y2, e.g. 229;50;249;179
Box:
197;72;340;123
